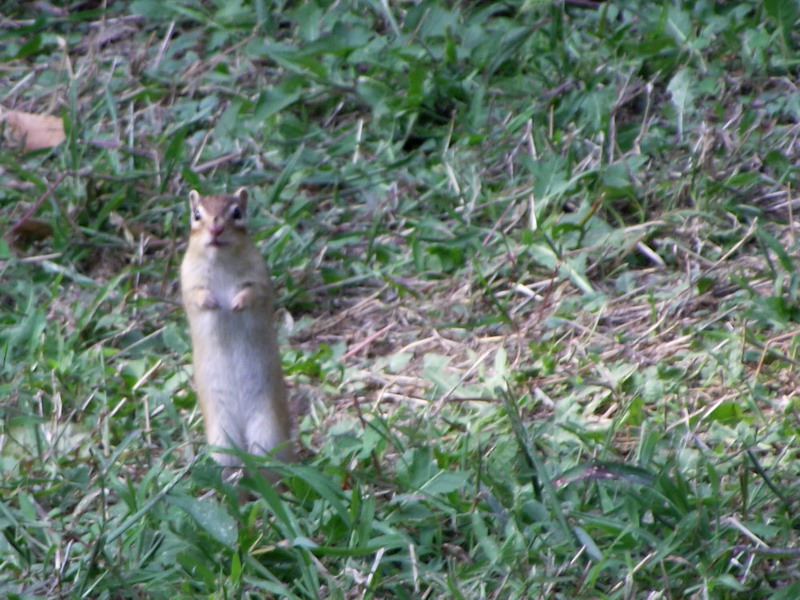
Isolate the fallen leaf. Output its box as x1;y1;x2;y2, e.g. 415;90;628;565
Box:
0;107;65;151
7;218;54;248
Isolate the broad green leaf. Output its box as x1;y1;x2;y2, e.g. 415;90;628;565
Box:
423;353;458;392
168;495;238;547
764;0;800;47
419;470;469;495
573;526;602;561
255;84;302;121
387;352;413;373
667;68;696;140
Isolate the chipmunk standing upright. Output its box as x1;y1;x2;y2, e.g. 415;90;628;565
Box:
180;188;294;466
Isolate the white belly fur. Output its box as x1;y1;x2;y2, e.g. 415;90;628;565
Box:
189;304;289;461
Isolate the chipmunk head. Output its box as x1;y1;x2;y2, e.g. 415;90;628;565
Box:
188;188;249;247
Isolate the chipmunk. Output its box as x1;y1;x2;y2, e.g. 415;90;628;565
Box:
180;188;295;468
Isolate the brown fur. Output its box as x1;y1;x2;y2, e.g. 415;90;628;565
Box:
180;188;295;468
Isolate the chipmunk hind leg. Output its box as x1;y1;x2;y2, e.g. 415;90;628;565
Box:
204;412;248;467
245;411;296;462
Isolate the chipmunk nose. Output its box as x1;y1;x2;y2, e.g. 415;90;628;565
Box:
209;218;225;236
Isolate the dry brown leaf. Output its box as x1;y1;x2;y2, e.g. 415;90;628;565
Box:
6;218;54;248
0;107;65;151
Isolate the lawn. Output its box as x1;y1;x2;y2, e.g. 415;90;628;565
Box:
2;1;800;598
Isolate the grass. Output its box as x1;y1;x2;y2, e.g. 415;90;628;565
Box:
2;0;800;598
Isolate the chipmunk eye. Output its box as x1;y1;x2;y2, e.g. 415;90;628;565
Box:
193;209;202;221
231;206;243;220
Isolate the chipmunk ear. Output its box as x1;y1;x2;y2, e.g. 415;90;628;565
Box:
188;190;203;223
234;187;248;205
